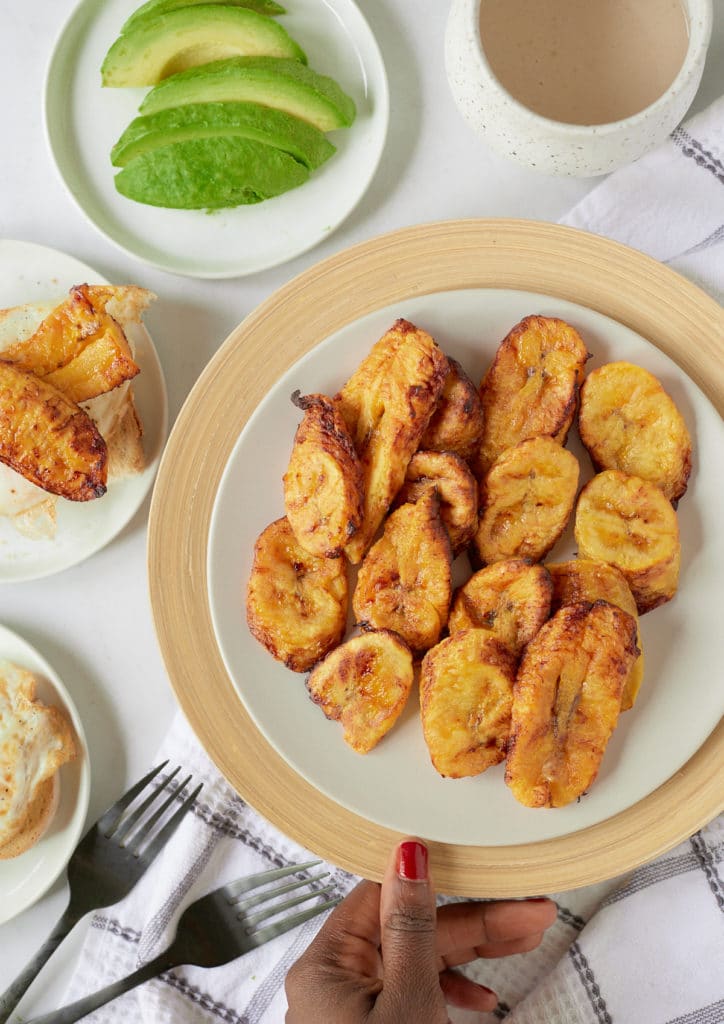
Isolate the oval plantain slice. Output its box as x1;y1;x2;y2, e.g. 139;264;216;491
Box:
393;450;478;556
449;559;552;656
283;392;363;558
306;629;414;754
0;361;107;501
505;600;639;808
353;489;452;653
473;436;579;566
578;361;692;502
574;469;680;613
246;516;348;672
420;630;517;778
476;315;589;474
547;558;644;710
419;357;485;462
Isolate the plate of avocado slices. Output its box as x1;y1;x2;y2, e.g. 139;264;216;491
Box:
44;0;388;277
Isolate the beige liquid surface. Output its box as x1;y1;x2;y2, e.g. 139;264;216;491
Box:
479;0;689;125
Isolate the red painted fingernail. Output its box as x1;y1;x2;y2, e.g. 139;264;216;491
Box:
528;897;551;903
397;840;428;880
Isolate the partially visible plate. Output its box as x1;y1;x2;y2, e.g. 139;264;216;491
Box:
0;625;91;926
0;239;167;582
43;0;389;278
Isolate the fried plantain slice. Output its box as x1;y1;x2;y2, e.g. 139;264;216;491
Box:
473;436;579;565
283;391;363;558
393;450;478;555
335;319;449;563
419;357;485;462
476;315;589;474
449;559;552;656
547;558;644;710
0;361;107;501
579;361;692;502
246;516;348;672
420;631;517;778
574;470;680;613
505;601;639;808
353;489;452;653
306;630;414;754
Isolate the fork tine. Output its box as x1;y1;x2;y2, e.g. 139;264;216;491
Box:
225;861;322;900
244;884;337;929
96;761;170;835
113;766;182;844
134;782;203;863
233;872;330;912
247;897;342;948
121;771;190;849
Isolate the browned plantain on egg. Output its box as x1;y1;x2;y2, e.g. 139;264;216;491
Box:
246;517;348;672
505;600;639;808
335;319;449;563
353;489;452;653
393;450;478;555
283;391;363;558
449;559;552;656
0;361;107;501
419;356;485;461
420;630;517;778
574;469;680;613
306;629;414;754
476;315;589;474
473;436;579;565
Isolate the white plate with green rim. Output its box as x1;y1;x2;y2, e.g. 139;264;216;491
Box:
44;0;389;279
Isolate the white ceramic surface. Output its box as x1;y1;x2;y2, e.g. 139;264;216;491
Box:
207;288;724;847
445;0;713;176
0;625;91;926
43;0;389;279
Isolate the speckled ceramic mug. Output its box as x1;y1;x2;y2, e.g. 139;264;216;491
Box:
445;0;713;177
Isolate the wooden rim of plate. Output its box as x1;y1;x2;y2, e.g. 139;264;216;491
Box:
148;219;724;896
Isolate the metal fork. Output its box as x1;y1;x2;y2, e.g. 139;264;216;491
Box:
26;861;340;1024
0;761;201;1023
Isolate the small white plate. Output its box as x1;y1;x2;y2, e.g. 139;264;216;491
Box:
0;625;91;926
0;239;167;583
43;0;389;279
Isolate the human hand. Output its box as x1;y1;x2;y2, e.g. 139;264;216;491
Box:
285;839;557;1022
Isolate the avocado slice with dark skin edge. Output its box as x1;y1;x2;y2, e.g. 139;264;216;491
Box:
111;101;336;169
139;57;356;132
121;0;285;36
114;135;309;209
101;7;306;88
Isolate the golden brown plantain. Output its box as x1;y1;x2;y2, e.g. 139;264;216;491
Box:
353;489;452;653
579;361;692;502
449;559;552;656
306;630;414;754
505;600;639;808
547;558;644;710
335;319;449;563
283;392;363;558
393;449;478;555
0;361;107;500
246;517;348;672
419;357;485;461
420;630;517;778
474;436;579;565
476;315;589;474
574;470;680;613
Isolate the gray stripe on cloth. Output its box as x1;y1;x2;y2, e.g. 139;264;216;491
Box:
241;915;324;1023
91;916;141;943
671;222;724;259
671;127;724;184
690;833;724;914
602;851;699;907
161;971;251;1024
569;942;613;1024
556;904;586;931
493;999;512;1019
664;998;724;1024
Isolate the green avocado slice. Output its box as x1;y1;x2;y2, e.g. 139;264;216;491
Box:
139;57;355;132
101;7;306;87
111;101;335;169
114;135;309;208
121;0;286;36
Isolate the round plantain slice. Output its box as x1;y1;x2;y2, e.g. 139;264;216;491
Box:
579;361;692;502
420;630;517;778
547;558;644;710
419;357;485;462
246;516;348;672
474;436;579;566
283;391;363;558
505;601;639;808
394;450;478;556
449;559;552;656
574;470;680;614
306;629;414;754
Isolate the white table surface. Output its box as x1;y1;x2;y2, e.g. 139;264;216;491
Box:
1;0;723;1016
